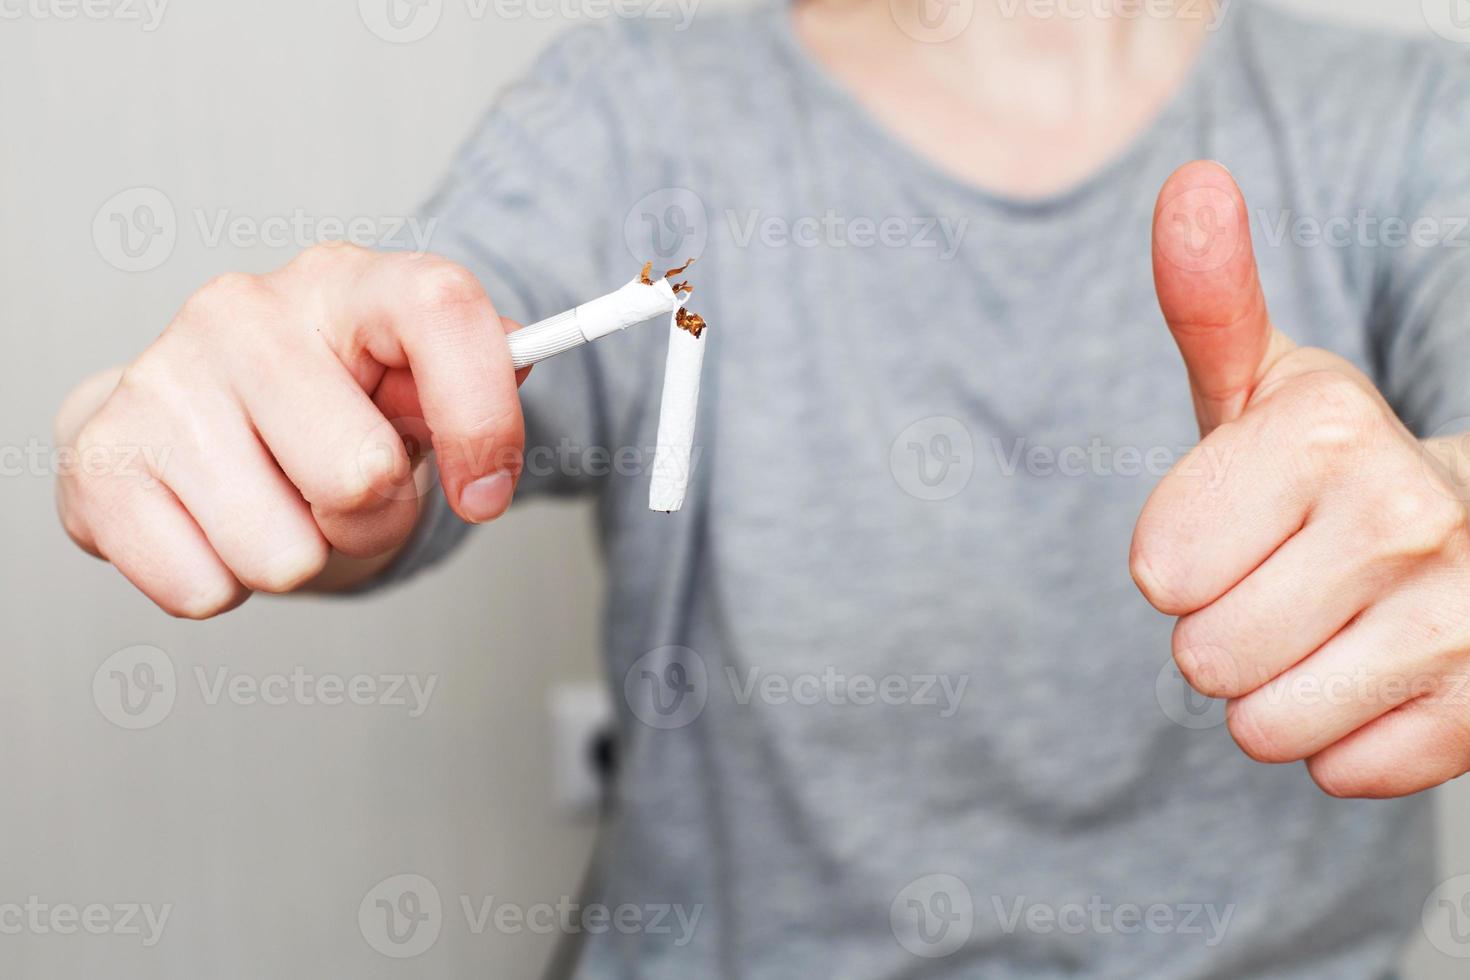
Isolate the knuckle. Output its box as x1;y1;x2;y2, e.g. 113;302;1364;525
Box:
319;447;412;514
288;240;368;276
406;260;486;317
1373;486;1467;558
1305;755;1392;800
70;415;139;491
179;271;271;327
238;538;330;595
73;414;121;458
1226;698;1297;764
113;352;178;403
1171;618;1242;699
57;496;97;555
158;577;246;620
1285;372;1383;457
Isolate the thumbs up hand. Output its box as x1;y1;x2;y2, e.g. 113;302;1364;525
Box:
1132;161;1470;798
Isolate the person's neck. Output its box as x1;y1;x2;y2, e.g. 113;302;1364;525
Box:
792;0;1215;196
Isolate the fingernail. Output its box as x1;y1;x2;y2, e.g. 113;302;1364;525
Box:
459;471;514;523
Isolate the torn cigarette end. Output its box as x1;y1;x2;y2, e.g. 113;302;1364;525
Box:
641;257;696;297
675;307;706;338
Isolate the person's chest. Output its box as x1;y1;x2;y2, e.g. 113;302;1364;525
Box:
597;70;1383;672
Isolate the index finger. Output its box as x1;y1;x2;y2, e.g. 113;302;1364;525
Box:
332;252;526;524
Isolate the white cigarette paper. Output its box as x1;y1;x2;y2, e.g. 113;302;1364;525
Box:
505;278;682;370
648;310;706;513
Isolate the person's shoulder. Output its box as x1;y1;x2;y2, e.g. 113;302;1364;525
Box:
1230;0;1470;111
509;5;782;169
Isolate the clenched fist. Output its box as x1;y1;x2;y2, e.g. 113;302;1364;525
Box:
1132;161;1470;799
55;243;528;618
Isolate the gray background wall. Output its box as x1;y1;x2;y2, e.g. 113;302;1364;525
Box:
1;1;1467;977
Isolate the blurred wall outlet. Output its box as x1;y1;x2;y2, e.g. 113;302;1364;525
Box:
548;681;614;817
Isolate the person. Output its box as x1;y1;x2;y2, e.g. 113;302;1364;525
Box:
53;0;1470;975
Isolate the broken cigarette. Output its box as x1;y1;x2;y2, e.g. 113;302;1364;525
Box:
506;275;684;370
503;263;708;513
648;306;705;513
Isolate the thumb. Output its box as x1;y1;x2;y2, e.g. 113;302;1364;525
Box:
1152;160;1294;435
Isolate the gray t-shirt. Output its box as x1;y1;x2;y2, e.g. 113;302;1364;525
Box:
378;2;1470;976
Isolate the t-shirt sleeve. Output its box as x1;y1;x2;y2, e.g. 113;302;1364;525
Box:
362;25;662;590
1372;46;1470;439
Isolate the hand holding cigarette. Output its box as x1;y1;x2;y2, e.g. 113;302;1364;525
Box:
53;242;707;619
